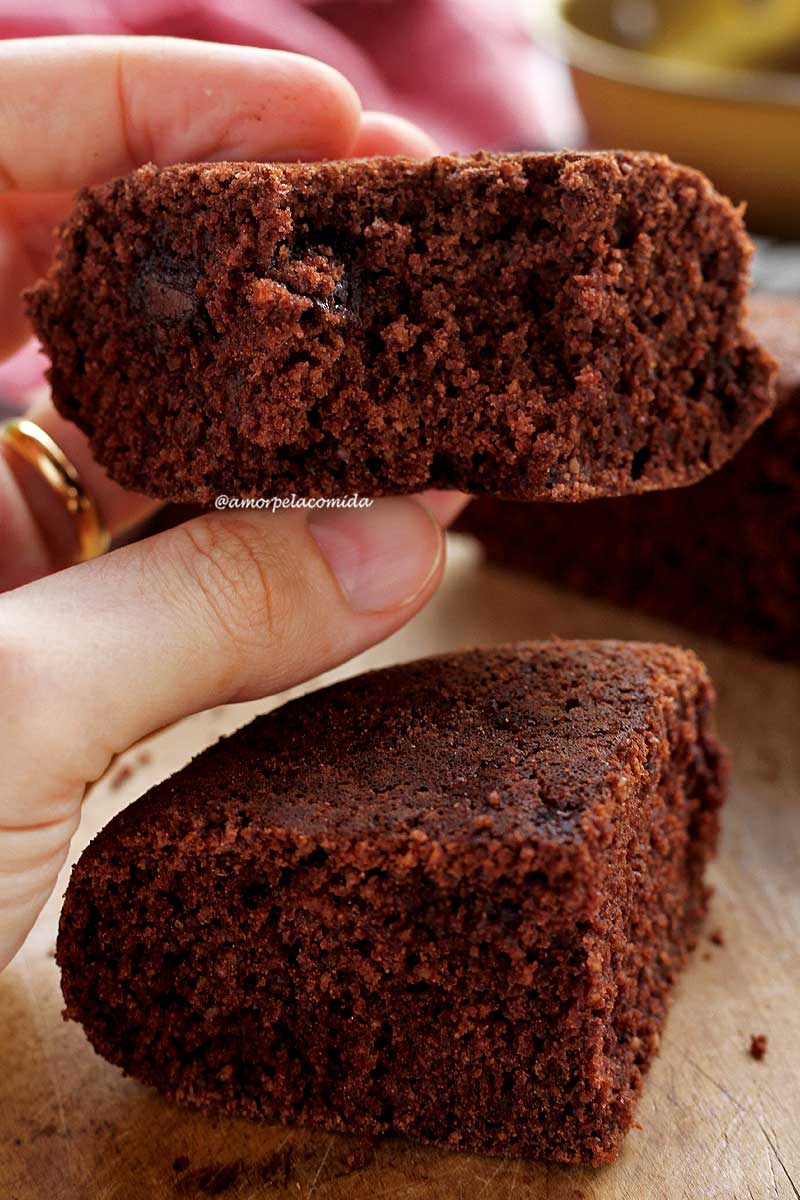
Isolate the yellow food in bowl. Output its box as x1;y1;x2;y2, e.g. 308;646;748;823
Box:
533;0;800;236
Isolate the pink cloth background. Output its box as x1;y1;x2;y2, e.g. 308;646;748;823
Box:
0;0;553;404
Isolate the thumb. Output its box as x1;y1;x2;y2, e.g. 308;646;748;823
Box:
0;497;444;969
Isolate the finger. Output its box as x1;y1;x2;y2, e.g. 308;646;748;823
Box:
0;100;444;585
0;36;362;194
0;392;159;591
0;111;430;359
0;399;471;591
0;112;432;334
1;499;444;819
0;37;361;356
352;111;439;158
0;810;80;970
0;192;70;356
0;400;471;594
0;498;445;968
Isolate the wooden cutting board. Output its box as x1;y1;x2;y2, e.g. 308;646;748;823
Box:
2;536;798;1200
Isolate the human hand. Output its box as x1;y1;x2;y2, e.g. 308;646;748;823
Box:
0;35;464;972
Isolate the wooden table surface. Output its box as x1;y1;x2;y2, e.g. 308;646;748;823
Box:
2;535;799;1200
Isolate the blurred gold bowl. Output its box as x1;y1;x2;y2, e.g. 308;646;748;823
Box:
532;0;800;236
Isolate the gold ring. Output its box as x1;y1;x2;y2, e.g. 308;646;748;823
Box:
1;417;110;562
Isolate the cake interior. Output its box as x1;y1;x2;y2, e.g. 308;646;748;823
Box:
29;153;774;501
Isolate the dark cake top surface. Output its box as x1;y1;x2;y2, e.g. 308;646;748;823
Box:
108;640;708;854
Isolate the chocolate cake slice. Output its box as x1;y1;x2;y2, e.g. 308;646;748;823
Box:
456;293;800;662
28;151;775;503
57;640;725;1166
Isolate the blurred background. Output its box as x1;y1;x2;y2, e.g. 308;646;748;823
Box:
1;0;799;403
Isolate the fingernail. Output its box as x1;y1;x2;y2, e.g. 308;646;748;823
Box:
308;497;444;613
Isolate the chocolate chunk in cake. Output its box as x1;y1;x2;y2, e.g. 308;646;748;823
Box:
28;152;775;502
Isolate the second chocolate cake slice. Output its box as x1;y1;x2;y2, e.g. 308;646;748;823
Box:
57;640;725;1165
28;151;775;502
456;293;800;661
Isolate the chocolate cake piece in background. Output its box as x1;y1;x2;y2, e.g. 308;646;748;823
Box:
57;641;725;1167
457;294;800;663
28;151;775;504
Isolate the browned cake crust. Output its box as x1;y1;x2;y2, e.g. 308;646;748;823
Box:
57;640;726;1166
28;152;775;503
456;294;800;661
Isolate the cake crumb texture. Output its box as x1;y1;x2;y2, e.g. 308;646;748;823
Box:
456;293;799;662
28;151;775;503
57;640;726;1166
